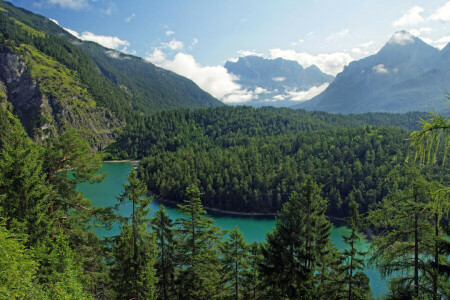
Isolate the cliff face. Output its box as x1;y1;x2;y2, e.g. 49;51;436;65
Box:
0;48;122;150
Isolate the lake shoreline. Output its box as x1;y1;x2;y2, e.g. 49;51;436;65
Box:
148;191;348;221
103;160;139;167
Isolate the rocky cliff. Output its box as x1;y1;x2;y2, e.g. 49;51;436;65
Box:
0;47;122;149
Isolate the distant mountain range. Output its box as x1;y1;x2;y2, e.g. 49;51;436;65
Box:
296;31;450;113
225;56;334;107
0;1;221;147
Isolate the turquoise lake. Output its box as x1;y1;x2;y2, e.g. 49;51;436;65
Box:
78;162;388;298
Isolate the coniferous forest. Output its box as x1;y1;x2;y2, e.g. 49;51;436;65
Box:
1;101;449;299
0;1;449;299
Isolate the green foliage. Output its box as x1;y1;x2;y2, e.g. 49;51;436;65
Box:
175;185;224;299
367;166;449;299
0;223;42;299
220;225;250;299
111;170;157;299
151;205;176;300
259;179;332;299
342;200;373;300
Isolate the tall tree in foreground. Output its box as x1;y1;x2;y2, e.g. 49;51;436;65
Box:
342;200;372;300
367;167;439;298
175;185;224;299
111;170;157;300
259;178;331;299
221;225;249;299
410;95;450;299
151;205;176;300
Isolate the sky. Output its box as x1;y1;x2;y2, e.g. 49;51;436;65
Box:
8;0;450;103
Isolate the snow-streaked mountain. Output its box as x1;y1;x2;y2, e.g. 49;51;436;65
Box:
224;56;334;107
296;31;449;113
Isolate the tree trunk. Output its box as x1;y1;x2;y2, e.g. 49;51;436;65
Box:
414;194;419;298
433;212;438;300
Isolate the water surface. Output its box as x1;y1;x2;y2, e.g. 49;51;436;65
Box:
78;162;387;298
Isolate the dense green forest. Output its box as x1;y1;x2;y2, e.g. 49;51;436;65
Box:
106;106;439;216
0;104;448;298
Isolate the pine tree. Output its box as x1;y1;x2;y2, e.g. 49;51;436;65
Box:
342;200;372;300
111;170;157;300
175;184;224;299
220;225;249;299
259;178;330;299
151;204;176;300
242;242;264;299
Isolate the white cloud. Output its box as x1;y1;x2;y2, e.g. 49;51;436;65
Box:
100;2;118;15
272;77;286;82
429;2;450;21
273;95;285;101
393;5;425;27
291;39;305;46
433;35;450;49
49;18;59;25
373;64;389;74
409;27;432;36
285;83;329;101
63;28;130;50
254;87;270;94
105;49;120;59
146;51;254;103
237;49;264;57
351;47;362;53
191;38;199;46
269;48;353;76
47;0;88;10
146;48;166;65
125;13;136;23
358;41;374;48
165;30;175;36
388;31;415;45
164;38;184;51
326;29;350;40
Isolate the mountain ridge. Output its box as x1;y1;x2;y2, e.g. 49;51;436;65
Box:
296;31;449;113
224;55;334;107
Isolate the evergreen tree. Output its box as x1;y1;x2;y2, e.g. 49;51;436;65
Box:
367;167;442;298
111;170;157;300
259;178;330;299
220;225;249;299
242;242;264;300
342;200;372;300
151;205;176;300
175;184;224;299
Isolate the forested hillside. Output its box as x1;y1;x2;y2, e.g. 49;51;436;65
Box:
105;106;440;216
0;1;222;147
1;104;448;299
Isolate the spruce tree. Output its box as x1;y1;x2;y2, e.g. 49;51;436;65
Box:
175;184;224;299
220;225;249;299
259;178;330;299
111;170;157;300
151;204;176;300
342;200;372;300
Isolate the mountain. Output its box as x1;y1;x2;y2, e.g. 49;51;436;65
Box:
224;56;334;107
0;1;222;148
296;31;449;113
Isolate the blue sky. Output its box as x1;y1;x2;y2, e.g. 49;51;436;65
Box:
8;0;450;103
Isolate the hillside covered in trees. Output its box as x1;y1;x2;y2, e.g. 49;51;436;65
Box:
0;102;448;298
106;106;440;216
0;1;221;147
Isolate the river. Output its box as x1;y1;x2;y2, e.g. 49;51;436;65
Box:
77;162;387;298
